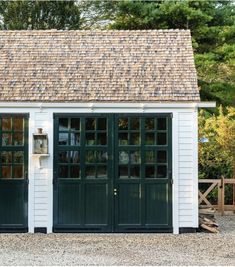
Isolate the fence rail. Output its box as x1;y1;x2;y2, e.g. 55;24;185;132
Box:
199;177;235;215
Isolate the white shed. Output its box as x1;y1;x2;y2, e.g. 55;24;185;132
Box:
0;30;215;234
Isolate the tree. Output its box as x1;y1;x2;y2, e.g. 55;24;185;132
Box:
0;1;81;30
198;106;235;179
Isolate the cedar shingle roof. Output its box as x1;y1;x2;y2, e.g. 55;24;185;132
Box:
0;30;200;102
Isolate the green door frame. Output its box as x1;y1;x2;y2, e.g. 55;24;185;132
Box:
53;113;172;233
0;113;29;232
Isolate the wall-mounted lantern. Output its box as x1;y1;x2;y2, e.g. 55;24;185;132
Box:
32;128;49;168
33;128;48;154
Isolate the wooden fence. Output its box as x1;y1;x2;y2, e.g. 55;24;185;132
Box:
199;177;235;215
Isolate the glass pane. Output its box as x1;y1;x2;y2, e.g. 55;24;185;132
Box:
130;133;140;145
130;151;140;164
2;166;11;178
85;151;96;163
97;133;107;145
14;151;24;163
119;151;129;164
2;133;12;146
119;133;128;145
70;151;80;163
59;118;68;131
2;118;11;131
97;118;106;130
97;151;107;163
130;166;140;178
118;118;128;130
13;118;23;131
59;165;68;178
59;151;69;163
157;151;167;163
71;118;80;131
86;118;95;130
1;151;12;164
145;118;154;130
146;133;155;145
13;165;23;178
13;133;23;145
71;132;80;145
59;133;69;145
119;165;128;178
85;166;95;178
130;118;139;130
157;165;167;178
157;133;167;145
86;133;95;145
157;118;167;130
145;151;155;163
97;166;107;178
70;165;80;178
145;166;155;178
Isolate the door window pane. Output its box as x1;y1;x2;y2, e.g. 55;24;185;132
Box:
97;133;107;145
130;118;140;130
59;118;68;131
119;151;129;164
145;118;155;130
119;165;128;178
145;166;155;178
1;151;12;164
119;133;128;145
146;151;155;163
2;118;11;131
13;118;23;131
2;166;11;178
70;166;80;178
59;166;68;178
86;151;96;163
157;165;167;178
85;166;95;178
71;118;80;131
146;133;155;145
14;151;24;163
157;118;167;130
130;151;140;164
130;133;140;145
70;151;80;163
59;133;69;145
86;118;95;130
97;118;106;130
59;151;69;163
118;118;128;130
2;133;12;146
97;151;107;163
97;166;107;178
71;132;80;145
13;133;23;146
157;133;167;145
130;166;140;178
157;151;167;163
13;165;23;178
86;133;95;145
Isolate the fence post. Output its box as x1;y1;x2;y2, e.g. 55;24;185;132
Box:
221;176;225;216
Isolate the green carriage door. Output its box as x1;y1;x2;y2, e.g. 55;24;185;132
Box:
53;115;112;231
114;115;172;231
0;114;28;231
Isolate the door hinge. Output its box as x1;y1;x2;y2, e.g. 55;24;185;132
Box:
171;179;174;185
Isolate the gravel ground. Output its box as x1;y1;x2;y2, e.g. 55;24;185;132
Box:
0;215;234;266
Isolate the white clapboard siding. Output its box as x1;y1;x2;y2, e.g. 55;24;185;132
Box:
178;112;196;227
33;112;50;227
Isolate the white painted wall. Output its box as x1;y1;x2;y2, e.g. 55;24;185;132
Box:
0;103;200;233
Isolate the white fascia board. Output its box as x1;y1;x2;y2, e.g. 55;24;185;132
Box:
0;102;216;109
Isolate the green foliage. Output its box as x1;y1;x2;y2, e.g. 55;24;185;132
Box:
0;1;81;30
198;106;235;179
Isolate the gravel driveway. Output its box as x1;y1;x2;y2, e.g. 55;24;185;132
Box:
0;215;234;266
